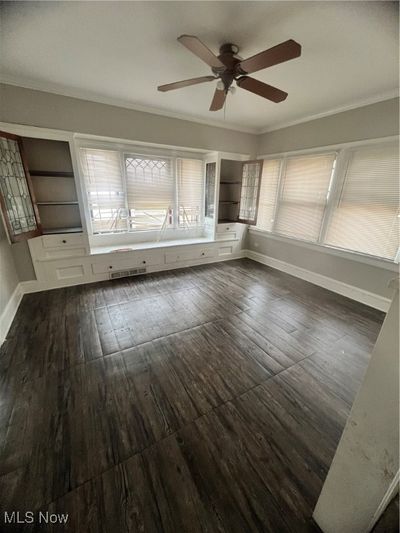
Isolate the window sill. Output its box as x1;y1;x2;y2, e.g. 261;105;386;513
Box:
90;236;215;256
248;228;398;272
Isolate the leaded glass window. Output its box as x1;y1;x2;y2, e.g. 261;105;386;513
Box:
0;133;40;241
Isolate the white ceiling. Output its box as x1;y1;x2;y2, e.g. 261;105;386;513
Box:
1;1;398;133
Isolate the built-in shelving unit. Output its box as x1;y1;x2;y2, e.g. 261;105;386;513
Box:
22;138;83;234
218;159;243;223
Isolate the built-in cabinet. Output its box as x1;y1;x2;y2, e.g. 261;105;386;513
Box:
28;229;246;288
1;128;253;288
203;152;263;237
218;159;244;223
21;137;83;234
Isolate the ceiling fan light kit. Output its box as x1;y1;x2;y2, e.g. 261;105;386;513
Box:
158;35;301;111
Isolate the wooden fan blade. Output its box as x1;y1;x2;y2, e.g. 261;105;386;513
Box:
236;77;288;103
237;39;301;75
209;88;226;111
158;76;216;92
178;35;225;70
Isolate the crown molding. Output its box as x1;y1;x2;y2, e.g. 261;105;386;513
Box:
0;75;258;135
257;89;399;134
1;75;398;137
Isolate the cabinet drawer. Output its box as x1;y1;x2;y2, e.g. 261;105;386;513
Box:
91;251;162;274
165;247;216;264
217;224;236;233
42;233;87;248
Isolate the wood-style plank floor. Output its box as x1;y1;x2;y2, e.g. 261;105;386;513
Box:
0;259;384;532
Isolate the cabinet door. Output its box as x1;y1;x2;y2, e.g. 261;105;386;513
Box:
0;131;42;242
238;160;263;225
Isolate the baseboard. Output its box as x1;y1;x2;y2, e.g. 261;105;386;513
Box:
366;470;400;532
244;249;391;312
0;282;24;344
4;248;387;344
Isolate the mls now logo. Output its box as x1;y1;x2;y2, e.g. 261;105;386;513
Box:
4;511;69;525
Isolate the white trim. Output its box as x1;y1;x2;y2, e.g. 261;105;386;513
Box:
366;470;400;532
258;91;399;134
0;283;24;344
248;228;398;272
0;122;76;142
2;78;398;135
0;77;257;134
0;122;248;160
257;135;399;160
244;249;391;312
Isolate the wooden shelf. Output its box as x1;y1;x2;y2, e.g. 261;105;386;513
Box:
30;170;75;178
42;227;83;235
220;181;241;185
37;201;79;206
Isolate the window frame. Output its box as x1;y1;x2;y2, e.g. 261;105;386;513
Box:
77;140;206;240
254;135;400;264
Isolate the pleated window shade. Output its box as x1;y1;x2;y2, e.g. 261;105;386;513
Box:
81;148;128;233
256;159;282;232
325;143;399;260
177;158;204;227
274;153;336;242
125;155;174;230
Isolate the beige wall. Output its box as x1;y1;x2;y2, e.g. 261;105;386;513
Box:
0;84;258;156
0;84;259;281
257;98;399;155
246;232;396;299
1;85;399;295
0;218;19;316
247;97;399;301
314;289;399;532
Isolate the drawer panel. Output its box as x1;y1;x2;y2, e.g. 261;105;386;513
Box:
216;223;247;240
43;247;87;259
42;233;87;248
91;251;163;274
216;231;237;241
56;265;85;280
217;224;237;233
165;247;216;264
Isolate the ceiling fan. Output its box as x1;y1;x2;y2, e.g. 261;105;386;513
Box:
158;35;301;111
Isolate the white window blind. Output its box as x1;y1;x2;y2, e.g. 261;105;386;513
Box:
274;153;336;242
81;148;127;233
177;158;204;227
125;155;174;231
256;159;281;232
325;143;399;260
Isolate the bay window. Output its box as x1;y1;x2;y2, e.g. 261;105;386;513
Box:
255;140;399;262
80;147;204;236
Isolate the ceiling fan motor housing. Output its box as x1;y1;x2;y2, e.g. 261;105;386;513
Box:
212;43;241;92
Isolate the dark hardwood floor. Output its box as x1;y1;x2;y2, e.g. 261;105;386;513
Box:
0;259;384;532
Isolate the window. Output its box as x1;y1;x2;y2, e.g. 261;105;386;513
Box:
125;156;174;231
274;153;336;242
177;158;204;227
256;159;282;232
80;147;204;235
81;148;127;233
255;140;399;261
325;143;399;260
